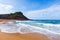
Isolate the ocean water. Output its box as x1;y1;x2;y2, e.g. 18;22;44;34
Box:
0;20;60;37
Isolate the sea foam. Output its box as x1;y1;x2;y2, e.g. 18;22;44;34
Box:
0;21;60;36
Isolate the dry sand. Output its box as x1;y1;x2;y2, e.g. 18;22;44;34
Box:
0;32;50;40
0;19;50;40
0;19;60;40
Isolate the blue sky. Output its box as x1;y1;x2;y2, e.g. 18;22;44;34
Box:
0;0;60;19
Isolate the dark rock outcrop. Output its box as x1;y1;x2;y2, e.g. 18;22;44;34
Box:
0;12;29;20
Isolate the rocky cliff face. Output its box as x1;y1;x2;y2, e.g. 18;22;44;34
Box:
0;12;29;20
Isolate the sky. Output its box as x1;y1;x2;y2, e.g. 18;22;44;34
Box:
0;0;60;19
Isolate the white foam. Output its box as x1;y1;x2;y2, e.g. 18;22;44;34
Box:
1;21;60;40
0;21;60;35
19;23;60;34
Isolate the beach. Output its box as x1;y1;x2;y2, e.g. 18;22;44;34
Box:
0;19;16;22
0;32;50;40
0;19;50;40
0;19;60;40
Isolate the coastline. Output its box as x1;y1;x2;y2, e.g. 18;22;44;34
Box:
0;32;50;40
0;19;60;40
0;19;16;22
0;19;50;40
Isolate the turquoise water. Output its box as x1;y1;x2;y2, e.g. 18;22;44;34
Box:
16;20;60;34
0;20;60;35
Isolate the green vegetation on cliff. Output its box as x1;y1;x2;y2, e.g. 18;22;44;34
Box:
0;12;29;20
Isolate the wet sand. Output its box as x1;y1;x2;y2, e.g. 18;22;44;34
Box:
0;32;50;40
0;19;60;40
0;19;50;40
0;19;16;22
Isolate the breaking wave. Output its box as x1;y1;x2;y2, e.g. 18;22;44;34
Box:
0;21;60;36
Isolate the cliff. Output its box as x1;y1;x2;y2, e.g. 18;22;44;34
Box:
0;12;29;20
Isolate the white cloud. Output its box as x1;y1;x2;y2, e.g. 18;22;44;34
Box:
25;5;60;19
4;5;13;10
0;3;13;14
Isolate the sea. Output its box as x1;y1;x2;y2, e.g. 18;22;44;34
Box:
0;20;60;38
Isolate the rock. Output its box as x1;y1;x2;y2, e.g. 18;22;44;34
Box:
0;12;29;20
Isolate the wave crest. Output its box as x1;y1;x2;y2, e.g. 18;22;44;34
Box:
0;21;60;35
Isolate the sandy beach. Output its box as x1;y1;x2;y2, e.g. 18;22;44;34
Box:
0;19;16;22
0;32;50;40
0;19;60;40
0;19;51;40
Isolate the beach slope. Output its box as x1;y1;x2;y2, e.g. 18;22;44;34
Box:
0;32;50;40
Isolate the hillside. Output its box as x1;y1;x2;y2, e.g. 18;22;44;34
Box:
0;12;29;20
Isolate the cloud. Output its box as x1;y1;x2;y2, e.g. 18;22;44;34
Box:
0;3;13;14
25;4;60;19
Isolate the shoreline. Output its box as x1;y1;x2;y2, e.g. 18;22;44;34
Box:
0;19;60;40
0;32;50;40
0;19;50;40
0;19;16;22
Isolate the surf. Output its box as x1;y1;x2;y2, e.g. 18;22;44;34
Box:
0;21;60;36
